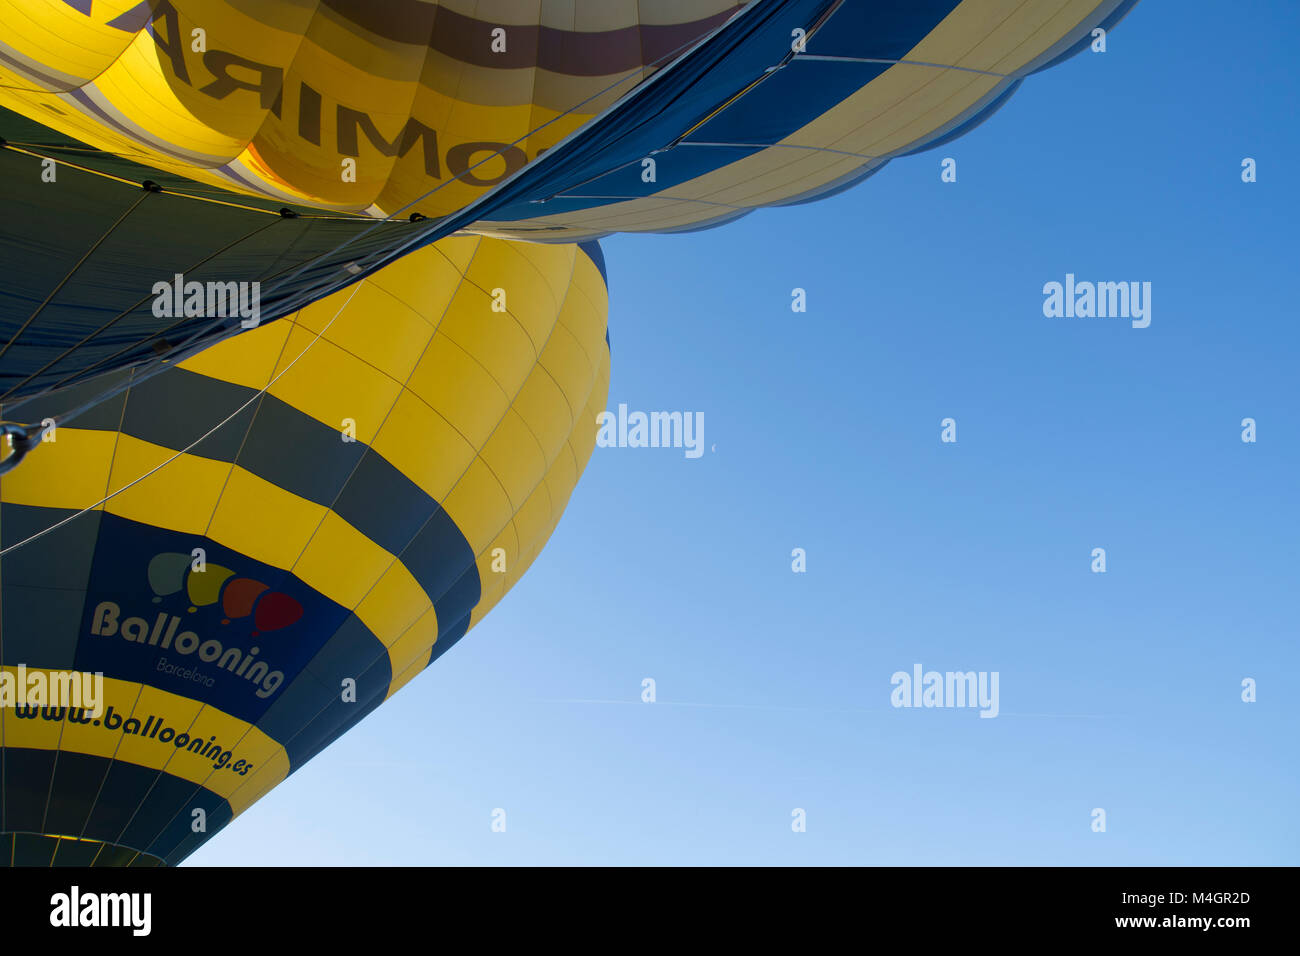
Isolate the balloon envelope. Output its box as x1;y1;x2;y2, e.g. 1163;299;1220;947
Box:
0;234;610;865
0;0;1136;236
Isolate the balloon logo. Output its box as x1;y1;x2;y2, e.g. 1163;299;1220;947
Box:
221;580;303;636
187;564;235;612
221;578;268;622
252;592;304;634
145;552;191;603
145;553;303;636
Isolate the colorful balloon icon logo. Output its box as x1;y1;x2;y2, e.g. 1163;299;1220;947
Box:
221;577;267;621
239;588;304;635
145;552;192;603
188;564;235;612
146;553;303;636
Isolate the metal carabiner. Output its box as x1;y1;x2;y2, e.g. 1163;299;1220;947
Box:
0;421;45;476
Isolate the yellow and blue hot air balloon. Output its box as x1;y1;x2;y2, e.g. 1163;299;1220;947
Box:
0;0;1135;403
0;234;610;865
0;0;1138;232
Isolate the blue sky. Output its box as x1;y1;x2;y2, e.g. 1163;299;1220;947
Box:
189;0;1299;866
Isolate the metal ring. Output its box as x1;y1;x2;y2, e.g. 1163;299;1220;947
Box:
0;422;43;476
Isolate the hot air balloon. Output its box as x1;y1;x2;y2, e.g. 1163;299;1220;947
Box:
0;234;610;865
0;0;1135;404
0;0;1138;233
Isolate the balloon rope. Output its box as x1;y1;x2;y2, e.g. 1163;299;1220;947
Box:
0;279;365;558
0;144;369;219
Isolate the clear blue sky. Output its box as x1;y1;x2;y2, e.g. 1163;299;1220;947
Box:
190;0;1299;866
